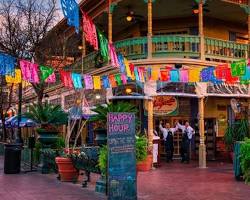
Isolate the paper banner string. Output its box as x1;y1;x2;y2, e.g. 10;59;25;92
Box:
124;57;132;77
138;67;145;83
108;43;119;68
60;0;79;33
5;69;22;84
40;65;54;81
84;75;94;89
147;68;152;80
121;74;127;84
60;70;73;88
102;75;110;89
180;69;189;83
82;12;98;50
160;70;169;81
201;67;214;82
0;53;16;76
118;54;126;73
224;68;239;84
134;68;140;81
240;66;250;84
170;70;179;82
231;60;247;77
151;68;159;81
109;74;117;88
115;74;122;86
46;73;56;83
20;60;39;83
93;76;101;89
189;68;201;82
72;73;83;89
215;64;229;79
97;30;109;61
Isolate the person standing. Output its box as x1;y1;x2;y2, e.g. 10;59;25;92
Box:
159;121;176;162
176;121;195;163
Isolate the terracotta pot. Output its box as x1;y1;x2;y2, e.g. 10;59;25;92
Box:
136;155;153;172
55;157;78;182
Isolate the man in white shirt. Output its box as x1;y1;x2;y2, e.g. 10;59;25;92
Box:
159;121;177;162
176;121;195;163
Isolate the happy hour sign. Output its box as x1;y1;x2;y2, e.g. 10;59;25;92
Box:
107;112;137;200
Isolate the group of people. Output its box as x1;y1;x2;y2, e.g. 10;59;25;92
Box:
159;120;195;163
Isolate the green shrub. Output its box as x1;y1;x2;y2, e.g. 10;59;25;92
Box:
240;138;250;184
98;145;107;177
135;135;147;162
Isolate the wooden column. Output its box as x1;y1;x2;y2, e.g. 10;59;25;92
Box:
198;97;206;168
198;0;205;60
108;0;113;43
147;0;153;59
147;99;154;154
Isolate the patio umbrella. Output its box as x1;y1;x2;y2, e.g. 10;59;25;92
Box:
5;116;37;128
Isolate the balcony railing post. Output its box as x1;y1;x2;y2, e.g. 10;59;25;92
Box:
108;0;113;43
198;0;205;60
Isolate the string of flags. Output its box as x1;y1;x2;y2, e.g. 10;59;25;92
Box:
0;1;249;90
0;49;249;89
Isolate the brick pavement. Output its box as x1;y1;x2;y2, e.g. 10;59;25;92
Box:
1;156;250;200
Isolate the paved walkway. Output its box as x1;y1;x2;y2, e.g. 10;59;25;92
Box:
0;156;250;200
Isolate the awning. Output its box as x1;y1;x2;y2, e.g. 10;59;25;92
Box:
4;116;36;128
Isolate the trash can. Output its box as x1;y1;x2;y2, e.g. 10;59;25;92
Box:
4;144;22;174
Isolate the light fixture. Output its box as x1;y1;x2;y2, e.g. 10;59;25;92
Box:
78;45;83;50
193;9;199;14
95;94;101;99
126;11;134;22
125;88;132;94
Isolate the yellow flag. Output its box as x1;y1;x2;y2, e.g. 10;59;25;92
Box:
151;68;159;81
93;76;101;89
189;68;201;82
5;69;22;84
124;58;132;78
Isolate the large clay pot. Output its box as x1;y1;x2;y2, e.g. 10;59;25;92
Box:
55;157;78;182
136;155;153;172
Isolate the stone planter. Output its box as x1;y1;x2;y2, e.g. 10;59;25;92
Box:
37;129;58;148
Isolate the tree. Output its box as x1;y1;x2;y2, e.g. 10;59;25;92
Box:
0;0;59;105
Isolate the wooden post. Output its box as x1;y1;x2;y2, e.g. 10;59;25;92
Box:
108;0;113;43
198;0;205;60
81;32;86;72
147;0;153;59
198;97;206;168
147;99;154;154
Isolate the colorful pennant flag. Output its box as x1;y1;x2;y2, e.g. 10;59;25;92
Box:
215;64;229;80
40;65;54;82
82;12;98;50
60;70;73;88
46;73;56;83
134;68;140;81
201;67;214;82
118;54;126;73
108;43;119;68
180;69;189;83
20;60;39;83
160;70;169;81
189;68;201;82
151;68;159;81
93;76;101;89
115;74;122;86
97;30;109;61
102;75;110;89
71;73;83;89
121;74;127;84
5;69;21;84
60;0;80;33
124;57;132;78
170;70;179;82
0;53;16;76
109;74;117;88
240;66;250;84
231;60;247;77
84;75;94;89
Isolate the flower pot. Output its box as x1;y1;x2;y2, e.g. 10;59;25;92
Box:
37;129;58;148
136;155;153;172
55;157;78;182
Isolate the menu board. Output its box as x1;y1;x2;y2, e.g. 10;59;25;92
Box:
107;112;137;200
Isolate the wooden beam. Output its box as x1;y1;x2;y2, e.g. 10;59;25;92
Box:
108;0;113;43
147;0;153;59
198;97;206;168
199;0;205;61
147;99;154;154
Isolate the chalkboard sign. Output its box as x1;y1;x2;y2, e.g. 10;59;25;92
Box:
107;112;137;200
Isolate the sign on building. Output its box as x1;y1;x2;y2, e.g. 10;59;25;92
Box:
107;112;137;200
153;96;178;116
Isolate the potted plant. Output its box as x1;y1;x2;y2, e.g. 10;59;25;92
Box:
240;138;250;184
24;102;68;148
136;135;152;172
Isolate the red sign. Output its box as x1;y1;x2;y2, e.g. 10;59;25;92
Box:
153;96;178;115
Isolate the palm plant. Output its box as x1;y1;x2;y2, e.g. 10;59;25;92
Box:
90;102;138;123
23;102;68;131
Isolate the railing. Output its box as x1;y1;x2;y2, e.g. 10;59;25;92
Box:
152;35;200;58
115;37;148;60
205;37;248;60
